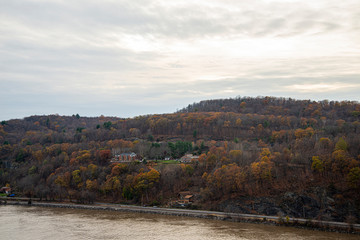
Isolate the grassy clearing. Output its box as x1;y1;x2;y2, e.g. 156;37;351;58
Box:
155;160;179;164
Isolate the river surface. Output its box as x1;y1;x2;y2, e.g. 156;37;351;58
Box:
0;205;359;240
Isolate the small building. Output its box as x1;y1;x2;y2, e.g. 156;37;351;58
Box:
182;195;193;204
112;152;138;162
179;154;199;163
176;191;194;205
179;191;191;198
0;187;11;194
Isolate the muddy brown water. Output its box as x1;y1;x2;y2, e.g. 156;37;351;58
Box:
0;205;359;240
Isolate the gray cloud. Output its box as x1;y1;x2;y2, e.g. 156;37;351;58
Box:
0;0;359;120
2;0;356;39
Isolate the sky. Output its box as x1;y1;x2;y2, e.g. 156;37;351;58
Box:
1;0;359;120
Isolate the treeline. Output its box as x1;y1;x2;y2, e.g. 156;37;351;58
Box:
179;96;360;120
0;96;359;222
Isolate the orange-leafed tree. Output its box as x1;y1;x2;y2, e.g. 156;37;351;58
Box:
251;148;274;186
206;163;246;198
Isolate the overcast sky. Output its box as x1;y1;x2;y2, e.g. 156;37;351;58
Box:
1;0;359;120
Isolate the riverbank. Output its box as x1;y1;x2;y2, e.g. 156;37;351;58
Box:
2;199;359;234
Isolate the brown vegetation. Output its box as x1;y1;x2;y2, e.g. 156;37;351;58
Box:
0;97;360;222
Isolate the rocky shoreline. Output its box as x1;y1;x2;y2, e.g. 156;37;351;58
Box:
2;199;359;234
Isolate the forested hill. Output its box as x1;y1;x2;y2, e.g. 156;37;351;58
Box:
1;96;360;223
180;96;360;121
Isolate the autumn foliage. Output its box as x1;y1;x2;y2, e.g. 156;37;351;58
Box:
0;96;360;221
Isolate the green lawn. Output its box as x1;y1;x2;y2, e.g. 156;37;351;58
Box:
155;160;179;164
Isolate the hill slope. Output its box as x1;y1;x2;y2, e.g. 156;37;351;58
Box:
0;96;359;223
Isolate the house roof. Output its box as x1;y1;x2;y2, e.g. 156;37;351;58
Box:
0;187;11;192
179;191;191;196
180;154;199;160
184;195;193;199
120;152;136;156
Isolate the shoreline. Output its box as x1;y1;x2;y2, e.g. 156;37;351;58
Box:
2;199;359;234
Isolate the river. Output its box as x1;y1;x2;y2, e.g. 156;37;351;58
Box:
0;205;358;240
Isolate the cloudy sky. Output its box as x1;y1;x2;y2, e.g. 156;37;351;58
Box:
1;0;359;120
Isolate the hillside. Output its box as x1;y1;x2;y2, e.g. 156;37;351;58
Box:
1;96;360;223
